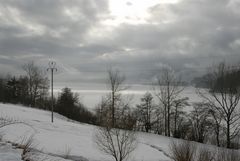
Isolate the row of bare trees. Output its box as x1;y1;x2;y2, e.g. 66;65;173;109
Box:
152;62;240;148
0;61;49;108
154;67;184;137
22;61;49;107
198;62;240;148
95;62;240;153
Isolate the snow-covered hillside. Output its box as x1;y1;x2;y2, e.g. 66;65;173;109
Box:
0;103;209;161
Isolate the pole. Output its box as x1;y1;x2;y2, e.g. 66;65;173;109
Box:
47;61;57;123
51;68;53;123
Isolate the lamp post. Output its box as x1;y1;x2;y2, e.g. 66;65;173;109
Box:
47;61;57;123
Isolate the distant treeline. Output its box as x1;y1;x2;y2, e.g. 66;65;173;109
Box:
0;61;96;124
192;67;240;91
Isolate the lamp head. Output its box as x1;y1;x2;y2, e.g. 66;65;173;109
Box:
48;61;56;69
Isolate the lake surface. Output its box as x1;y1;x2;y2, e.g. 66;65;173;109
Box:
54;84;201;110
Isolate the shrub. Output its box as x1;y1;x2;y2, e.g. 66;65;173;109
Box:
169;141;196;161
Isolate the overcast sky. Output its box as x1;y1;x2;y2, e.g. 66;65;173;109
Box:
0;0;240;88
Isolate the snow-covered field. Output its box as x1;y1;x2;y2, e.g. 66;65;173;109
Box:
0;103;212;161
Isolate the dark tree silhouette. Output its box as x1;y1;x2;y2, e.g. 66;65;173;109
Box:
135;92;155;132
197;62;240;148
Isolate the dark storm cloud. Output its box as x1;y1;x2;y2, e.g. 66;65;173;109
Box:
0;0;239;85
0;0;108;56
0;0;109;76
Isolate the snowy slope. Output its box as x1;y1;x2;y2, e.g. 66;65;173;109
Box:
0;103;207;161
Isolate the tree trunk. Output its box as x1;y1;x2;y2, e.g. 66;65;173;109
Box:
174;106;177;136
112;91;115;127
164;105;167;136
167;106;170;136
167;83;171;137
145;124;149;132
216;123;220;147
227;120;230;148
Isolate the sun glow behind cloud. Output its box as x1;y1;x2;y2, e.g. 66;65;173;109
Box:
104;0;180;25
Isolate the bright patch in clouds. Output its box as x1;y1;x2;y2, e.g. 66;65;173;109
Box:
105;0;180;25
64;7;81;21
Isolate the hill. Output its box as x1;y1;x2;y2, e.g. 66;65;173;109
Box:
0;103;215;161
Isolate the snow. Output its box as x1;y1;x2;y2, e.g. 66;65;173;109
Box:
23;151;73;161
0;142;23;161
0;103;213;161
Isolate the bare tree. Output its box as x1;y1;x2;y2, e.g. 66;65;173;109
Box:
153;104;165;135
197;62;240;148
172;97;189;138
207;105;222;147
95;71;137;161
95;96;111;126
95;126;137;161
135;92;155;132
107;69;128;127
188;103;212;143
22;61;49;107
154;67;184;136
115;98;136;130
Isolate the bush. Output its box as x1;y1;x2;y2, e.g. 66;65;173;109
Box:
215;149;240;161
169;141;240;161
197;148;214;161
17;134;36;155
169;141;196;161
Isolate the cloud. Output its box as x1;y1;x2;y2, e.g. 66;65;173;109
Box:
0;0;239;85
